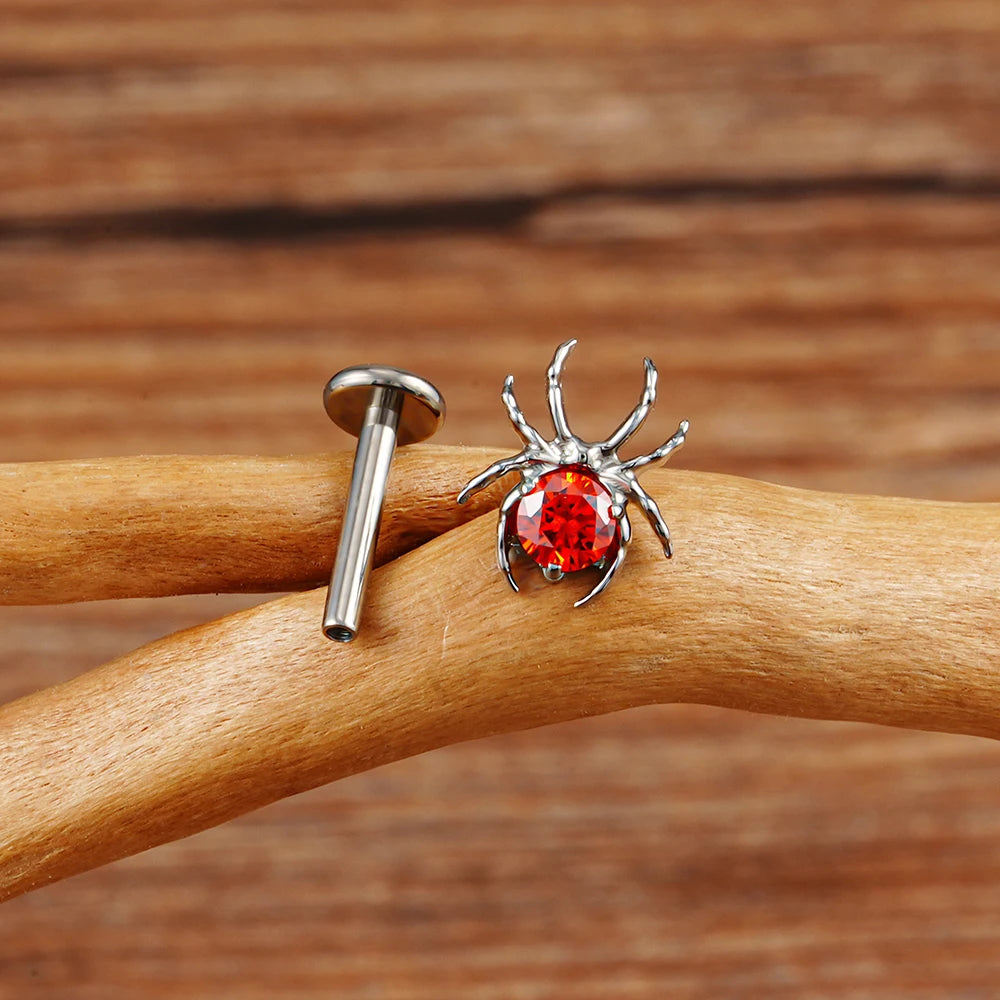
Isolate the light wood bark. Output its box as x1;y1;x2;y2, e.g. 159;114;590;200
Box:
2;451;998;900
5;0;1000;989
0;448;508;604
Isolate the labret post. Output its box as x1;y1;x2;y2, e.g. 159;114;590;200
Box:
322;365;445;642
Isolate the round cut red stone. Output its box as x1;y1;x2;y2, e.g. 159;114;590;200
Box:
512;465;619;572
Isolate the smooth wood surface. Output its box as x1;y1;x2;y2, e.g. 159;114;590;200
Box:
3;0;1000;996
3;463;1000;903
0;448;509;604
3;194;1000;500
3;1;1000;220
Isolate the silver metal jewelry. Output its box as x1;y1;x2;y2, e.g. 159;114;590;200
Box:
457;340;688;605
323;365;445;641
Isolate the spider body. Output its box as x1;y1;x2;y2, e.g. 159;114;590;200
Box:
458;340;689;606
511;464;620;574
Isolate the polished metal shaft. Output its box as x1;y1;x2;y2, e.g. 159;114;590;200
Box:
323;386;403;642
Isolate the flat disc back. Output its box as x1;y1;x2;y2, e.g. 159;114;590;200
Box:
323;365;446;445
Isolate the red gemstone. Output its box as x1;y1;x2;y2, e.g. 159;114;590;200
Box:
512;465;619;572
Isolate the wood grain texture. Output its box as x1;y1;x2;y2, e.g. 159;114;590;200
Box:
0;448;509;603
2;0;1000;995
3;1;1000;219
2;194;999;499
3;466;999;902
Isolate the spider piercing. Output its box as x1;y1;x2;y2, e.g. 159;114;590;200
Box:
323;365;445;641
457;340;688;606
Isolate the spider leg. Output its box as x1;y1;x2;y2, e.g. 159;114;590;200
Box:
496;484;524;593
624;475;673;558
575;510;631;607
546;339;577;440
602;357;657;454
620;419;689;473
501;375;547;450
457;452;529;505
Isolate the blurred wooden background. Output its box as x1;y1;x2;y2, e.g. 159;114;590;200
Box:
2;2;1000;997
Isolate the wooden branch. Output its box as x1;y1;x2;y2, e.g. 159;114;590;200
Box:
2;466;999;900
0;447;510;604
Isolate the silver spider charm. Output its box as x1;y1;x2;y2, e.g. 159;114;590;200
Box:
457;339;689;605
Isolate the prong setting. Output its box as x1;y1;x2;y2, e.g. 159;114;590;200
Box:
458;341;688;603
